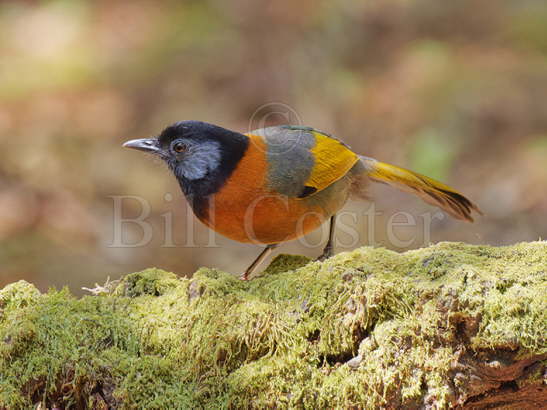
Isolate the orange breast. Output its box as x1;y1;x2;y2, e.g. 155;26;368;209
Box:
196;135;334;244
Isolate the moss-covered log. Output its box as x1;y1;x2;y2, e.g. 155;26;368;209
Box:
1;242;546;409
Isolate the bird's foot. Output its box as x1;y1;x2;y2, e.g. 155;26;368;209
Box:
316;245;334;262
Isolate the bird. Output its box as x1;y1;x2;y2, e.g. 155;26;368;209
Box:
123;121;481;280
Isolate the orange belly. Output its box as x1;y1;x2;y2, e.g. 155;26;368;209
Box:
199;190;331;244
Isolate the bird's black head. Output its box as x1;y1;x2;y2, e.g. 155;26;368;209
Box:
123;121;249;202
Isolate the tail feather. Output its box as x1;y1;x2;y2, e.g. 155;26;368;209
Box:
361;156;482;222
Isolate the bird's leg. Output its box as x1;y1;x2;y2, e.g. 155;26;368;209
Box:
317;215;337;261
241;244;278;281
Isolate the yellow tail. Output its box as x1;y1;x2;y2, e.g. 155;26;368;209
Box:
361;157;482;222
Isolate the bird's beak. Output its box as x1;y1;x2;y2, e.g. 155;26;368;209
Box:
122;137;160;154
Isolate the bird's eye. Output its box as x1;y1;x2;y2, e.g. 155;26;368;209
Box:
173;142;187;153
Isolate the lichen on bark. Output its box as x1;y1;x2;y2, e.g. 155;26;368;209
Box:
0;242;546;409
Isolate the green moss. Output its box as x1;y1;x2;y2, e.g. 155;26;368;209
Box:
260;254;311;276
0;242;546;408
113;267;181;297
0;280;41;310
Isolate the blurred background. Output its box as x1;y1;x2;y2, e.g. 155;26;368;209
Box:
1;0;546;293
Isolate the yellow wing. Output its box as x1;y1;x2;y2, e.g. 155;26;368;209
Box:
303;130;359;196
247;125;359;198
